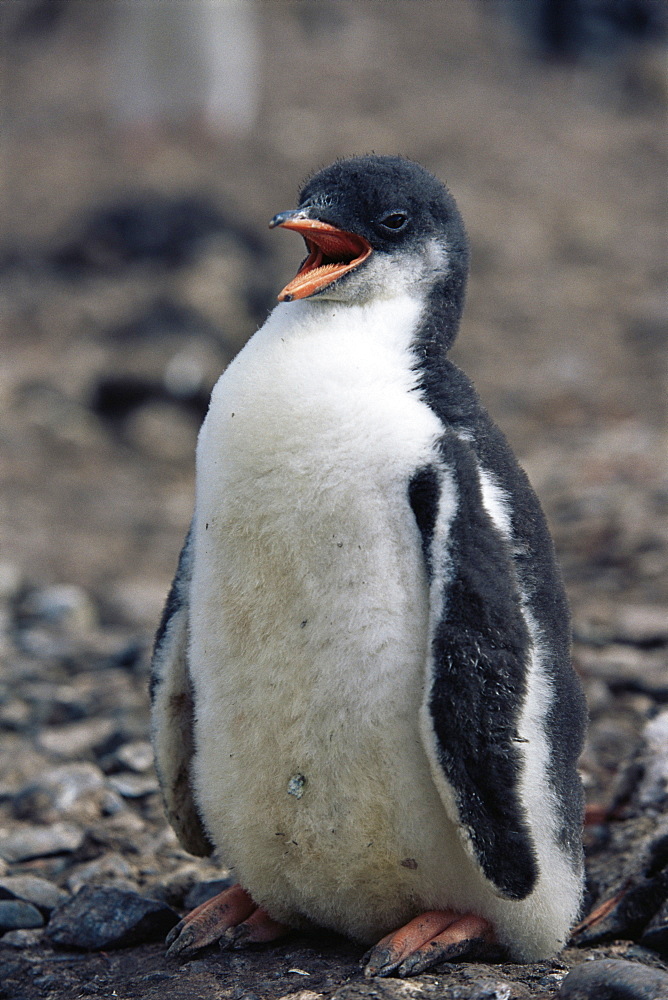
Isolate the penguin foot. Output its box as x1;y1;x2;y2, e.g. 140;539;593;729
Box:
363;910;495;978
166;883;257;960
221;907;289;949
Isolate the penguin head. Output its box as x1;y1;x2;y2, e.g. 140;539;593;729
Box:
270;155;469;309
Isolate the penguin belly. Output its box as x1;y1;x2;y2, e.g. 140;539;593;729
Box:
187;296;476;941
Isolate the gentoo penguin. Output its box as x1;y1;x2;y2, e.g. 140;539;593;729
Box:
151;155;587;977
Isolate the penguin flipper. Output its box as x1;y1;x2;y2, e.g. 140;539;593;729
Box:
150;525;213;857
409;435;539;901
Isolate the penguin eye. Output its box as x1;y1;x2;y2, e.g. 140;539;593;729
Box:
379;212;408;232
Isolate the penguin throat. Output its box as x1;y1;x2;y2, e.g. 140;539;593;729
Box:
278;227;372;302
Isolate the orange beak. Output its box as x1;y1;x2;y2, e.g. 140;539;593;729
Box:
270;216;372;302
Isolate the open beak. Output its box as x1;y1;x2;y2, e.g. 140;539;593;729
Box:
269;212;372;302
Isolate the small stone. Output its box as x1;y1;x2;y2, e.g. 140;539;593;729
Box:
46;885;179;950
32;974;62;991
0;822;84;862
0;928;44;947
556;958;668;999
468;981;513;1000
140;971;174;984
287;774;306;799
638;709;668;808
17;626;71;658
113;740;154;773
13;762;108;823
0;875;68;913
280;993;322;1000
37;718;116;758
0;563;22;600
126;401;199;462
0;699;31;731
107;773;159;798
65;853;136;895
24;584;98;633
0;900;44;931
576;645;668;700
617;605;668;646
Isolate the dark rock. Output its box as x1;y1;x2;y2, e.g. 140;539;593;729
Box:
573;868;668;946
0;958;22;981
0;875;68;913
0;900;44;931
51;194;267;273
575;806;668;950
106;297;218;343
89;374;209;425
556;958;668;999
45;885;179;950
641;899;668;958
184;878;235;911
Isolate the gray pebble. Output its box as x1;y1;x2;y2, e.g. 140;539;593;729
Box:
0;875;68;913
616;605;668;647
46;885;179;950
113;740;154;773
557;959;668;999
0;900;44;931
24;584;98;632
0;928;44;947
0;563;22;601
0;700;31;731
463;979;513;999
107;772;159;798
37;718;116;758
0;822;84;862
638;709;668;808
65;853;135;895
13;762;108;823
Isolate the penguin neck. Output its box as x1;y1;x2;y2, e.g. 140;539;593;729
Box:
267;291;425;355
411;271;467;371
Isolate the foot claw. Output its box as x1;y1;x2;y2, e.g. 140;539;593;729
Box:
166;926;198;961
362;946;399;978
165;920;185;949
364;911;495;978
165;883;257;961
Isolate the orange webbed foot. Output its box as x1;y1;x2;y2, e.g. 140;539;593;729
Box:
165;883;288;961
363;910;496;978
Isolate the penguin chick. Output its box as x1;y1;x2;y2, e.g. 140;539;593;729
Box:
151;155;587;977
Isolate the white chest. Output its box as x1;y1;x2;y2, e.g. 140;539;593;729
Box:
187;296;464;939
193;296;444;701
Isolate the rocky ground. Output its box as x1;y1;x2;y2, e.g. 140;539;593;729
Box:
1;2;667;998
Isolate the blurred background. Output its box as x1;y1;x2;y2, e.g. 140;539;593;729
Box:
0;0;667;981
